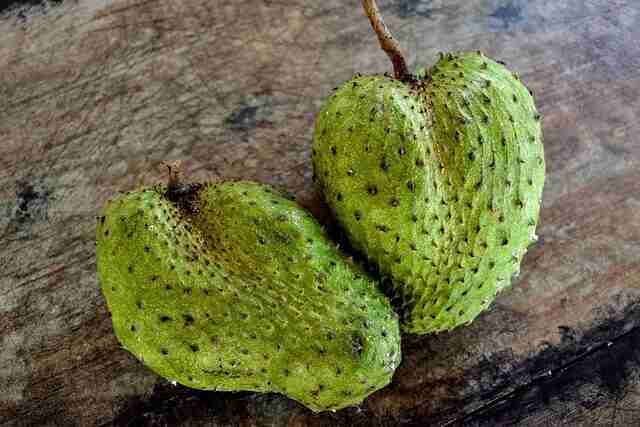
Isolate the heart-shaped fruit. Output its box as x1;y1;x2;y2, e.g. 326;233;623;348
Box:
96;177;400;412
312;0;545;334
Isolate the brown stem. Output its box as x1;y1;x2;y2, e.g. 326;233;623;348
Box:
361;0;409;80
162;160;183;193
161;160;202;211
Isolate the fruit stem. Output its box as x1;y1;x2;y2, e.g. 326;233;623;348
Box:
361;0;410;81
163;160;183;193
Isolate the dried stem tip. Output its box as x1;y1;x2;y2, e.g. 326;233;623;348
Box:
361;0;409;80
162;160;183;193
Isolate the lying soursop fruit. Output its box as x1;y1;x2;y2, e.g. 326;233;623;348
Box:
96;180;400;412
313;53;544;335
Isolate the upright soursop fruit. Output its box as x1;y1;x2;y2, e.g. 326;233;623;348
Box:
96;179;401;412
312;2;544;335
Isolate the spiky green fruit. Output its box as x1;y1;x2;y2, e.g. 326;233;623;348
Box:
96;181;400;412
313;52;545;334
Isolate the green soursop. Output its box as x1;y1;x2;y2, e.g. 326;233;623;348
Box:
96;180;400;412
313;52;545;334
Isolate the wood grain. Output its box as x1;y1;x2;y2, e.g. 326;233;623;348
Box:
1;0;639;425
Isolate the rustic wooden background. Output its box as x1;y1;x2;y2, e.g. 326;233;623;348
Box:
1;0;639;425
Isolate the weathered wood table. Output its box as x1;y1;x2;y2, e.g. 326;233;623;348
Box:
1;0;639;425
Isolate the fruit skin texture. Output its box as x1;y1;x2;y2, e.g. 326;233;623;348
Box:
313;52;545;335
96;181;400;412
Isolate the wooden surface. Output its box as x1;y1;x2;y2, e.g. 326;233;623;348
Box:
1;0;639;425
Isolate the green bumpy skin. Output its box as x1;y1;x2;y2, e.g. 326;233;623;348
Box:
96;181;400;412
313;52;545;334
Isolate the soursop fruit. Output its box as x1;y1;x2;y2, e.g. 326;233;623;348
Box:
96;180;401;412
313;52;545;334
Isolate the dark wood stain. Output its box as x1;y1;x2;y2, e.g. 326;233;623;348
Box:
391;0;437;19
225;105;260;131
0;0;639;426
447;300;640;426
489;1;525;30
1;179;51;245
8;180;50;229
0;0;64;14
